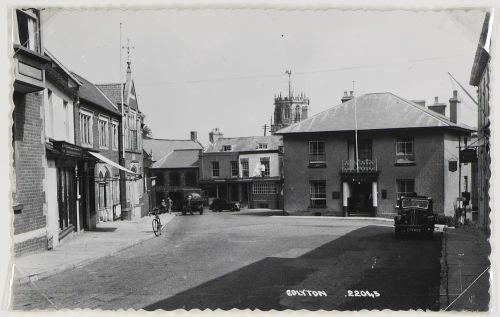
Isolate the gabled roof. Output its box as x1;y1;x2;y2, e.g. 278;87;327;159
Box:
276;92;475;135
71;72;121;116
205;135;283;153
151;149;200;169
43;49;82;87
96;83;124;106
470;12;492;86
143;138;203;162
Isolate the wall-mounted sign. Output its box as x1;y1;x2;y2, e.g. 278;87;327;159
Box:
449;160;457;172
460;149;477;163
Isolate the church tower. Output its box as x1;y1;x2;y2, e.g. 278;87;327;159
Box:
270;70;309;134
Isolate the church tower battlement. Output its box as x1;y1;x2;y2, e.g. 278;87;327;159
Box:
270;70;309;134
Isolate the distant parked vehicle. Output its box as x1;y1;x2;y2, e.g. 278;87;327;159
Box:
181;192;204;215
209;199;240;212
394;194;436;238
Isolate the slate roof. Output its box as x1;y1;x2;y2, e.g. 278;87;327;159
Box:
205;135;283;153
151;149;200;169
143;138;203;162
71;72;121;116
276;92;475;134
96;83;124;106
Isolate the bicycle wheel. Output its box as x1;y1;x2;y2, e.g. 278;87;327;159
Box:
152;218;161;236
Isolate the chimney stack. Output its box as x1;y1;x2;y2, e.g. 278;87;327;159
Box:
449;90;460;124
341;91;353;103
190;131;198;142
428;96;447;116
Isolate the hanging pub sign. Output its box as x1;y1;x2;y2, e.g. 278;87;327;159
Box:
460;148;478;163
448;160;457;172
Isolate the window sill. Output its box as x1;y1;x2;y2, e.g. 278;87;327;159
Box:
81;143;93;149
308;163;327;168
394;162;416;167
308;205;327;209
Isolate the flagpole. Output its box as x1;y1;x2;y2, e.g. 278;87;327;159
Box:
353;81;359;173
120;23;125;159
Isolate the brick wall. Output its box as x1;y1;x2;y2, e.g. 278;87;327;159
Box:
13;91;47;255
282;129;447;216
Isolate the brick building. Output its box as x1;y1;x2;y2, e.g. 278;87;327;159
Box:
470;12;493;230
12;8;51;255
199;135;284;209
276;92;474;217
71;71;127;228
97;62;145;218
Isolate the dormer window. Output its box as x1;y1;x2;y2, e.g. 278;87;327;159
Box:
222;145;232;152
257;143;268;149
15;9;41;53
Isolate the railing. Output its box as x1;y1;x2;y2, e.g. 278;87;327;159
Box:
341;158;378;173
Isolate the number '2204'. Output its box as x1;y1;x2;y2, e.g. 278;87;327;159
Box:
347;290;380;298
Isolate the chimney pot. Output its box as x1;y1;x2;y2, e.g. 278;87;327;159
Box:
434;96;439;104
453;90;458;98
350;90;354;96
190;131;198;141
344;91;348;96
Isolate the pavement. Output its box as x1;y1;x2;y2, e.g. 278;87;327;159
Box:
13;212;176;285
440;226;491;311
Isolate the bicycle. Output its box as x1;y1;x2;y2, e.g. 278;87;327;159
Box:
151;207;162;237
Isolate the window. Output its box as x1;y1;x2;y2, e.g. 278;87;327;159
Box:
98;117;109;149
230;161;239;177
252;182;277;194
257;143;268;149
128;110;138;151
16;9;40;53
211;161;220;177
310;180;326;207
111;120;119;150
396;137;415;164
260;157;270;176
396;179;415;199
309;141;326;163
79;110;93;147
241;159;249;177
223;145;232;152
170;172;180;186
63;101;69;141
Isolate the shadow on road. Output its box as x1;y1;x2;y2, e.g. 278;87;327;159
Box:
144;226;442;311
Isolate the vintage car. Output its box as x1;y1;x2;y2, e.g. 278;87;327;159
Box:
209;199;240;212
394;194;436;238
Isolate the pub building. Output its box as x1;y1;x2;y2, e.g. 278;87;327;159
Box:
276;91;474;218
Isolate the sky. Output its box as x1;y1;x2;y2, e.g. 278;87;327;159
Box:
41;8;486;145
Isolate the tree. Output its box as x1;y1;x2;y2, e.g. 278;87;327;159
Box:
143;124;152;138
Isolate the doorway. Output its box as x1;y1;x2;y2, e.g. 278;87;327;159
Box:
349;181;373;215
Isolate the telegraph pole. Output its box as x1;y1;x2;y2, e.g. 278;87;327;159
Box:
262;124;269;136
353;81;359;172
